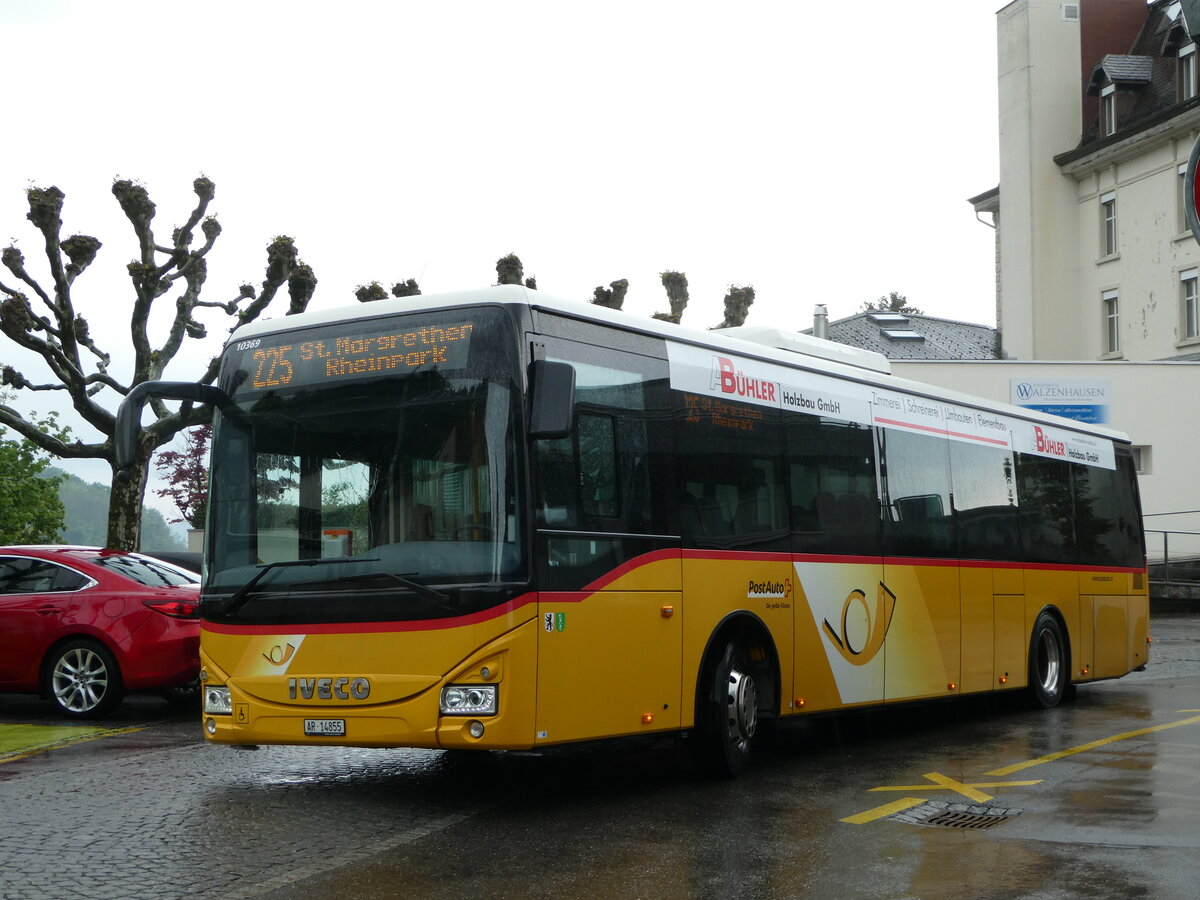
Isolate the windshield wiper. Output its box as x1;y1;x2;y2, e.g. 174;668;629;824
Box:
221;557;380;615
220;559;451;615
383;572;451;605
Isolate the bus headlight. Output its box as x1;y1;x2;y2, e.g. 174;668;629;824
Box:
440;684;497;716
204;685;233;715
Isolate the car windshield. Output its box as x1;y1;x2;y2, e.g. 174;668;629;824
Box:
86;554;199;586
205;306;526;617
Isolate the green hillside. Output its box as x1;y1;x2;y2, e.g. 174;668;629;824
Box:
46;468;185;552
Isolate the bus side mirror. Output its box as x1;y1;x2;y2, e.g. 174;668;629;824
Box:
115;381;231;482
529;360;576;439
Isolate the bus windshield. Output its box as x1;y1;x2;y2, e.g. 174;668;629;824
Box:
204;307;525;622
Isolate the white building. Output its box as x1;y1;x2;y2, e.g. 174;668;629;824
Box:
978;0;1200;362
902;1;1200;556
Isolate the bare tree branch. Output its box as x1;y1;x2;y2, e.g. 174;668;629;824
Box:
0;177;317;549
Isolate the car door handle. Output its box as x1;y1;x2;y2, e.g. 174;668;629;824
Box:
36;605;60;616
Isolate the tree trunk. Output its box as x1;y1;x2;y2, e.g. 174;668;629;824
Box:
106;451;149;550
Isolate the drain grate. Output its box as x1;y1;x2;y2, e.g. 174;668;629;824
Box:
889;799;1021;829
924;809;1013;829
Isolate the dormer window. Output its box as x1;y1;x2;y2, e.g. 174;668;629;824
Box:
1179;43;1197;101
1100;84;1117;136
1085;55;1152;139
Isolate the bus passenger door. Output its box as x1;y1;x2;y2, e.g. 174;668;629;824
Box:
535;537;682;743
880;428;960;702
786;413;884;713
528;332;680;744
950;440;1024;694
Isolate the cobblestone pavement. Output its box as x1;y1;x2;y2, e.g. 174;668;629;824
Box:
0;614;1196;899
0;724;505;900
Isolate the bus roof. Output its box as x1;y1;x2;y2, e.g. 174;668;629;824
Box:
228;285;1131;444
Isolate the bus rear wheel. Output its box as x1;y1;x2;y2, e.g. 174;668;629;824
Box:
1029;611;1068;709
695;641;758;778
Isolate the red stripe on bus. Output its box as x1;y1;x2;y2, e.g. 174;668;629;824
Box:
202;551;1144;637
581;547;681;591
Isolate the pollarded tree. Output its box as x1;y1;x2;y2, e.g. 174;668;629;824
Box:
0;177;317;550
496;253;537;289
654;271;689;324
715;285;755;328
591;279;628;310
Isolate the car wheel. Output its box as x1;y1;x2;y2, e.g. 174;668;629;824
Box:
1029;611;1068;709
694;641;758;778
46;639;123;719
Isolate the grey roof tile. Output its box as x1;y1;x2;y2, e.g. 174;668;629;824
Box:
804;312;1001;360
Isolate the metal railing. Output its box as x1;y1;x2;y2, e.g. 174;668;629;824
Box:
1145;527;1200;586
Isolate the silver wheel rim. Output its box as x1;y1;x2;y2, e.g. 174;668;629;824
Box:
1036;629;1061;694
51;647;110;714
724;663;758;754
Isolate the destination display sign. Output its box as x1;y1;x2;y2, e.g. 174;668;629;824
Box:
224;319;476;395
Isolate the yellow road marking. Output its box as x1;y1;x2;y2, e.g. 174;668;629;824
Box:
869;771;1042;803
0;723;146;764
844;712;1200;825
986;713;1200;777
841;797;927;824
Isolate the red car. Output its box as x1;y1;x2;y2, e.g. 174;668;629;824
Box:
0;546;200;719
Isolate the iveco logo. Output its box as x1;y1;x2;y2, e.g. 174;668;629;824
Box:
288;677;371;700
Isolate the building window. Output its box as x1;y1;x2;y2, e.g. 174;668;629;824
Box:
1181;163;1191;234
1102;289;1120;354
1183;269;1199;339
1100;192;1117;256
1100;84;1117;136
1131;446;1150;475
1180;44;1198;101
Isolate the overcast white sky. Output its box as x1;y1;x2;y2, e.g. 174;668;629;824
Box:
2;0;1004;520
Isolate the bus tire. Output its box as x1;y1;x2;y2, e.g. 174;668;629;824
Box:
695;641;758;778
1028;611;1068;709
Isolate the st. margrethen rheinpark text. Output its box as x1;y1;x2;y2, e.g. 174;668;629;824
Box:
248;322;475;390
315;324;475;377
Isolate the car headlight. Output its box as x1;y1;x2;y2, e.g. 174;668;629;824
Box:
440;684;497;716
204;685;232;715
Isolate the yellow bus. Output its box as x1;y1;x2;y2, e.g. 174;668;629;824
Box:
117;286;1149;776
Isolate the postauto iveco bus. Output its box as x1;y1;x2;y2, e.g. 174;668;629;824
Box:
116;286;1149;776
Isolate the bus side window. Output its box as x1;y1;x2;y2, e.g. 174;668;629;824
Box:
532;342;670;538
537;433;578;528
786;415;880;556
880;429;955;559
676;396;787;552
1072;454;1144;567
578;413;618;518
1016;453;1076;565
949;441;1018;561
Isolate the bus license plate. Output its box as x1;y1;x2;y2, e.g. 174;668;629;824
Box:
304;718;345;736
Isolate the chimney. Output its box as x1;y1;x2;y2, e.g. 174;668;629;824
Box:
813;304;829;340
1079;0;1151;130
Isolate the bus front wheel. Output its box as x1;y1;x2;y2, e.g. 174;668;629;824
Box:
695;641;758;778
1029;611;1068;709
